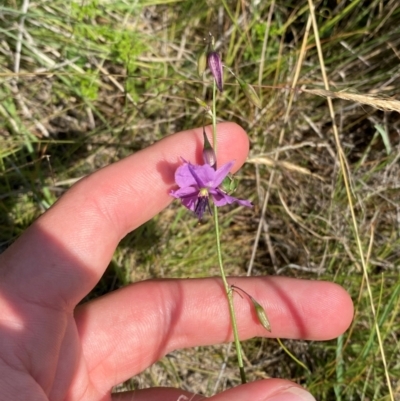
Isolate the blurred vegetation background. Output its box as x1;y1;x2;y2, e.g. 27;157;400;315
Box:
1;0;399;400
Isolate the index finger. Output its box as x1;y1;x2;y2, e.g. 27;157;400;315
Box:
1;123;249;306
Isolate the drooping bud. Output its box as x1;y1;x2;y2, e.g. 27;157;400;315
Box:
207;51;223;92
235;76;262;109
202;127;217;169
197;49;208;77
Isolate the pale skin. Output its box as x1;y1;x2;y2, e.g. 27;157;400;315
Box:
0;123;354;401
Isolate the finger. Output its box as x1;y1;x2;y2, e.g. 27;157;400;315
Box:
1;123;249;306
207;380;316;401
75;277;353;390
111;380;315;401
112;388;204;401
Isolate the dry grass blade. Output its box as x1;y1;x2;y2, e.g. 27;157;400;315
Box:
247;155;325;181
277;191;334;241
303;88;400;114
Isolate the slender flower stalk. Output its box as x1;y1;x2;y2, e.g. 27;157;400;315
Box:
210;78;247;384
211;68;218;154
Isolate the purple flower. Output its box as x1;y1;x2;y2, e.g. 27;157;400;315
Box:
207;51;223;92
170;160;252;220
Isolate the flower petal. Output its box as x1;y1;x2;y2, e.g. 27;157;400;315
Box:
170;185;201;213
188;163;216;187
175;163;198;188
210;189;253;207
212;161;235;187
170;186;198;199
235;198;253;207
181;195;198;212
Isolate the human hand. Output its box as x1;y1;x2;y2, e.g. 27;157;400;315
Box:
0;123;353;401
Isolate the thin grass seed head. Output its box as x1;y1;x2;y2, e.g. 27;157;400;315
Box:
235;76;262;109
170;160;252;220
194;97;213;118
197;49;208;77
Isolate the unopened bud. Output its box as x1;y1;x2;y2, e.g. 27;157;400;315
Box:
236;76;262;109
207;51;223;92
202;128;216;169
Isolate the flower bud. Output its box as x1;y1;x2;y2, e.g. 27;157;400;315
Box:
202;128;217;169
207;51;223;92
236;76;262;109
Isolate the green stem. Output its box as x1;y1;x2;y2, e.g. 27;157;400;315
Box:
211;79;246;384
212;79;218;155
213;205;246;383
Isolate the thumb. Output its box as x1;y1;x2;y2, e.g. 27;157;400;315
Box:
210;380;316;401
111;380;316;401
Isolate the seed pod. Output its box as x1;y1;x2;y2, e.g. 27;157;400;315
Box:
251;298;271;332
236;76;262;109
230;284;270;331
207;51;223;92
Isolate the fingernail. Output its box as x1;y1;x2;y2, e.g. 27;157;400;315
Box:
266;387;316;401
